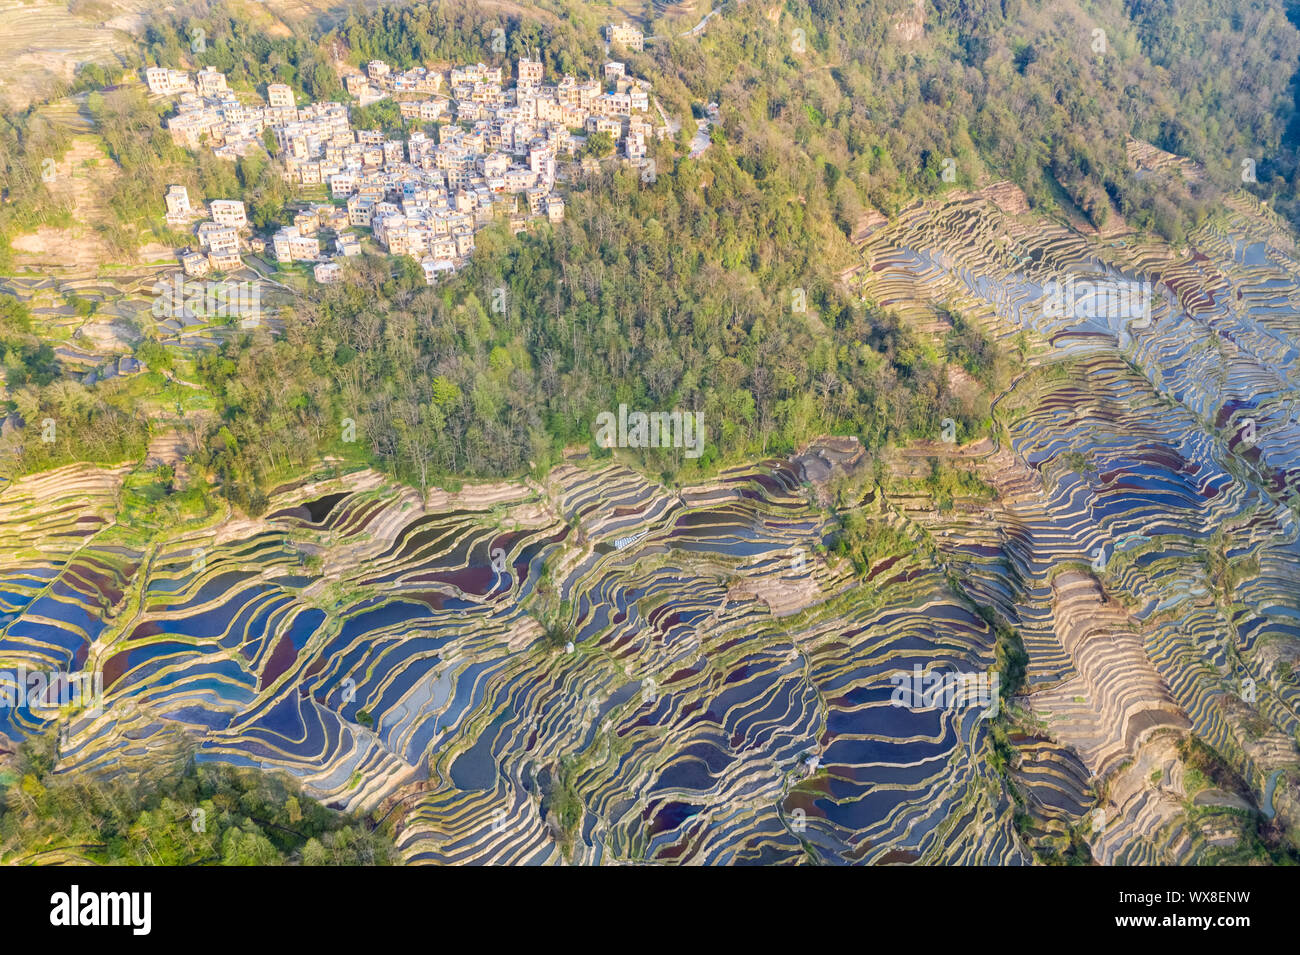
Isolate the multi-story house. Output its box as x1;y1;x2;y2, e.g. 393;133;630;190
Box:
399;99;449;122
318;205;349;231
197;223;241;256
295;232;319;261
314;262;343;284
587;115;624;140
209;199;248;229
167;109;222;148
347;194;377;227
272;229;321;263
208;249;243;272
267;83;294;108
180;250;210;276
605;22;645;52
345;73;372;98
196;67;229;97
146;67;193;96
164;185;194;225
383;140;405;165
294;210;319;236
480;152;510;178
518;57;544;87
525;187;547;216
330;171;358;197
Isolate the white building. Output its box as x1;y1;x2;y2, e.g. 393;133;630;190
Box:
314;262;343;284
605;23;645;52
180;250;210;276
421;258;456;285
275;231;320;262
197;222;240;255
145;67;192;96
164;185;193;224
518;58;544;86
267;83;294;108
208;249;243;272
196;67;229;97
209;199;248;229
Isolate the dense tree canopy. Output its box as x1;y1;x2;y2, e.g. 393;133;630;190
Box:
0;732;394;865
3;0;1299;505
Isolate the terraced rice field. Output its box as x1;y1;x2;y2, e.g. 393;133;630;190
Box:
854;173;1300;863
0;449;1031;864
0;0;143;111
2;159;1297;865
0;265;296;372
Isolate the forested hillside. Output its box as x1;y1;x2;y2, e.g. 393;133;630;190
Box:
2;0;1299;510
0;731;395;864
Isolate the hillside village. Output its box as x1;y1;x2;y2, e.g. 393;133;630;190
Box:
148;24;661;287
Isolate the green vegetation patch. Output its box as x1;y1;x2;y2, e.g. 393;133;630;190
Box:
0;731;395;865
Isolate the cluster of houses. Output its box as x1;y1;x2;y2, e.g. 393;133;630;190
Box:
164;186;250;276
149;37;662;286
604;22;645;51
165;184;359;285
147;66;282;161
